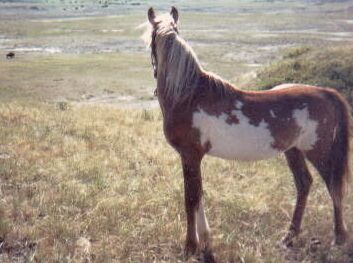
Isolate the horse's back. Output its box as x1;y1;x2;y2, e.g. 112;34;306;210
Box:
272;83;313;90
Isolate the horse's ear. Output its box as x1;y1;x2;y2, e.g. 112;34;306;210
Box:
170;6;179;23
148;7;156;24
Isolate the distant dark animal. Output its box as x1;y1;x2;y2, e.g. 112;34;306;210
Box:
6;52;15;59
146;6;352;259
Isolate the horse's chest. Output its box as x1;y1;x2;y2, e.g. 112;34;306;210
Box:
192;109;281;161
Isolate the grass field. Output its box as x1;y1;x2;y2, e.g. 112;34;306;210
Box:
1;0;353;262
1;102;353;262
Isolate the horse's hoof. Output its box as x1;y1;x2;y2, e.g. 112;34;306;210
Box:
309;237;321;253
184;239;198;258
280;239;293;249
333;232;348;246
199;238;212;252
280;231;297;248
200;248;217;263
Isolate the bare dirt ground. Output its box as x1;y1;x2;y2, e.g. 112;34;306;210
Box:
75;94;159;109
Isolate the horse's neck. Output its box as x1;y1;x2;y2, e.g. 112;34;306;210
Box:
157;72;242;119
155;36;242;111
156;71;201;112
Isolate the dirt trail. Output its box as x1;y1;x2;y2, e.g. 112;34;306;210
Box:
74;94;159;109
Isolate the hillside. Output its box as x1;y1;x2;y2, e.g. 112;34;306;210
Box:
252;46;353;106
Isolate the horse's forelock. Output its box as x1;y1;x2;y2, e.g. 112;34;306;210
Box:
137;21;153;47
138;13;176;48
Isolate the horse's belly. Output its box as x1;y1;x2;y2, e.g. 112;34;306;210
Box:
206;133;280;161
208;141;280;161
192;109;281;161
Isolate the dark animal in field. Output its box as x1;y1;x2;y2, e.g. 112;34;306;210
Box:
6;52;15;59
145;6;352;259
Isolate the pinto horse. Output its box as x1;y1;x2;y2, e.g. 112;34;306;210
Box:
145;7;351;257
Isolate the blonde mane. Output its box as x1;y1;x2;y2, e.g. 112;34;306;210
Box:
160;33;203;102
144;13;235;104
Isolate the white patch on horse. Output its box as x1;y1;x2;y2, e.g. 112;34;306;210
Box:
270;110;276;118
333;126;338;141
195;200;210;248
234;100;243;110
192;108;280;161
292;107;318;150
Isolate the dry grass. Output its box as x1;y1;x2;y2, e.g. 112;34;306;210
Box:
1;102;353;262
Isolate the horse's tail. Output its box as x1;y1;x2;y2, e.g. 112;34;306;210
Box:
326;89;352;202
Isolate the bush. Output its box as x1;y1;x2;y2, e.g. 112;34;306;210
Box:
254;45;353;106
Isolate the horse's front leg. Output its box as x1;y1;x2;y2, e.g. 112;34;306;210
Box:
181;152;209;256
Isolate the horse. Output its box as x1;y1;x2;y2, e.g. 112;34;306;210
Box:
145;6;352;257
6;52;15;59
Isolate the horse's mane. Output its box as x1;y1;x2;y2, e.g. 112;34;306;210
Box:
162;33;204;102
141;16;235;103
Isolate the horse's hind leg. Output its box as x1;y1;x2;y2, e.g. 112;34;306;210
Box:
282;148;313;246
306;154;348;245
